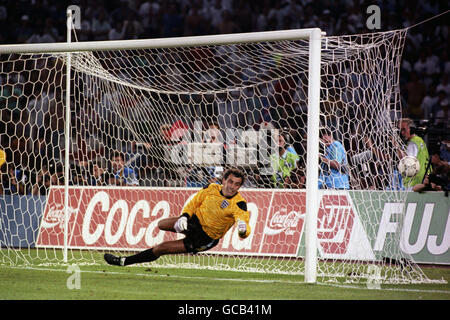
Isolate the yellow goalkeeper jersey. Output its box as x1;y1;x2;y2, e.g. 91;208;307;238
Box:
181;183;251;240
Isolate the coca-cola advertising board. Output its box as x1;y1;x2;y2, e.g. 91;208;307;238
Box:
36;187;307;256
36;187;371;258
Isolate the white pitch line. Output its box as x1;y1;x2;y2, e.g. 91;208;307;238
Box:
315;281;450;294
5;265;450;295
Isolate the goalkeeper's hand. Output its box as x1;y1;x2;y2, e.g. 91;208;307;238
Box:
237;219;247;237
174;216;188;233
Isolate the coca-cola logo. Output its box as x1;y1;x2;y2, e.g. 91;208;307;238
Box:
41;203;78;229
264;208;304;235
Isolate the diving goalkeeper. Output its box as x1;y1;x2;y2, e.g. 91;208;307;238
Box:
104;168;251;266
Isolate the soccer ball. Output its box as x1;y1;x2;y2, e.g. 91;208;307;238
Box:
398;156;420;177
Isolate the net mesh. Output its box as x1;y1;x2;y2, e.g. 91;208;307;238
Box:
0;29;442;284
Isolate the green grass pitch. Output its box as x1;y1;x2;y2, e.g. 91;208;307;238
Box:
1;251;449;301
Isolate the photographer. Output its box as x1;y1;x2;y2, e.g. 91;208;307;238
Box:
413;153;450;194
396;118;431;187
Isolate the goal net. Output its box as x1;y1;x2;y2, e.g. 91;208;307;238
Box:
0;28;441;284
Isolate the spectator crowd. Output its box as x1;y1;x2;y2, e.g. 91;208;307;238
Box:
0;0;449;195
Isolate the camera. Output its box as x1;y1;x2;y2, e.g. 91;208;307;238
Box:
428;173;447;188
427;170;449;197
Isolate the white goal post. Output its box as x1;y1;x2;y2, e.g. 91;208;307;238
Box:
0;12;323;282
0;10;443;285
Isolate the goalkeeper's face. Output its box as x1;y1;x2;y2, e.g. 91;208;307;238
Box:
221;174;243;198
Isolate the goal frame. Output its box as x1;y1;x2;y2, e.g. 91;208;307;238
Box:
0;10;323;283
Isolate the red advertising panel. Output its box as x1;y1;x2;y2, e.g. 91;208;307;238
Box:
37;187;198;249
37;187;83;247
36;187;306;257
257;191;305;255
209;190;306;256
317;193;355;255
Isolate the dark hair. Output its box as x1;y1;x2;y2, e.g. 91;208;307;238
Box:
111;151;124;160
222;168;246;185
319;127;332;138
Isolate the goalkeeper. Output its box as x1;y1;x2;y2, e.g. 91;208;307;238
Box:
104;168;251;266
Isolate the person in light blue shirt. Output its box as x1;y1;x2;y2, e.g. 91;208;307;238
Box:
318;128;350;189
111;151;139;186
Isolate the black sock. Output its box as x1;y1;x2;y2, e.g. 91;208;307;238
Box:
124;248;159;266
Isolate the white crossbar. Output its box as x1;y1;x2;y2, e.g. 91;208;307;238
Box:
0;28;324;54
